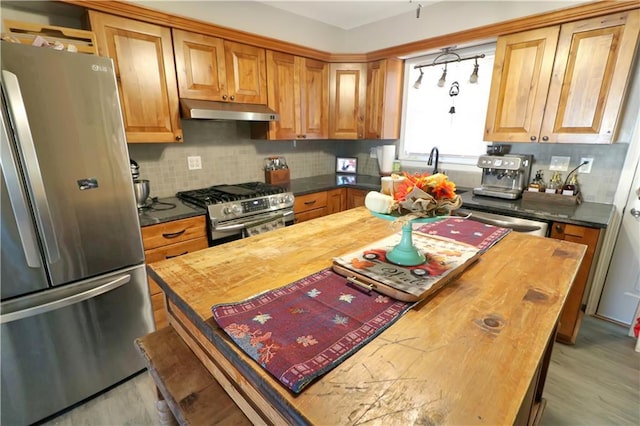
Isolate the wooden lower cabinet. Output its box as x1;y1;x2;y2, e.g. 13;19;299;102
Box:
294;188;366;223
549;222;601;344
346;188;367;209
142;216;208;328
327;188;346;214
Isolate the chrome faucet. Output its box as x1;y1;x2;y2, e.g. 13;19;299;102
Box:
427;147;439;174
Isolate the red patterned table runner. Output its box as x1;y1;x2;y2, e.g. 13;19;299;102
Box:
212;268;413;393
415;217;511;252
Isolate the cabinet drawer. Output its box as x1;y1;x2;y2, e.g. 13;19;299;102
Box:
295;208;328;224
142;216;206;250
294;192;328;213
144;237;209;263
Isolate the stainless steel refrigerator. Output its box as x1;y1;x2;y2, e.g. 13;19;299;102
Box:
0;42;154;425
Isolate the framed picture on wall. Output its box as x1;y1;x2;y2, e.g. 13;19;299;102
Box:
336;157;357;174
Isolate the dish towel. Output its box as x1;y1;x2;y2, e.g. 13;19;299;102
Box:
212;268;414;393
414;217;511;252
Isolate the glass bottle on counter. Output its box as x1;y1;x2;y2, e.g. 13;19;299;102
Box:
528;170;546;192
547;171;563;194
562;173;580;196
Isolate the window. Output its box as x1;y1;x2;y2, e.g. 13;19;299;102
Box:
399;43;496;166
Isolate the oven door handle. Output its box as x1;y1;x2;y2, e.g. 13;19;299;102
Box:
456;210;544;233
214;211;291;232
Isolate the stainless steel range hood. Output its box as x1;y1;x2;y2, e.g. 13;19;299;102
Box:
180;98;279;121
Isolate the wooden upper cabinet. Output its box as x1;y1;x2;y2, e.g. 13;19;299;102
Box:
485;10;640;144
172;29;226;101
172;30;267;105
329;63;367;139
257;51;328;140
484;26;559;143
365;59;404;140
299;57;329;139
88;11;182;144
224;40;267;104
541;10;640;144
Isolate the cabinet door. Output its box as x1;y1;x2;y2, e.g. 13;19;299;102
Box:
172;29;227;101
346;188;367;209
540;10;640;144
484;26;559;143
224;41;267;104
365;59;403;140
265;51;298;139
326;188;346;214
300;58;329;139
329;63;366;139
549;223;601;344
89;11;182;143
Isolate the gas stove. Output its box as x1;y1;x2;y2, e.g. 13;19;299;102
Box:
177;182;295;244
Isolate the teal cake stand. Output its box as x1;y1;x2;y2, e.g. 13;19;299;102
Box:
370;211;444;266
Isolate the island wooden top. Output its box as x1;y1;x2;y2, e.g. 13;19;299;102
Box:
148;207;586;425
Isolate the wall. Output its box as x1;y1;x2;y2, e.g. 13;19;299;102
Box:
128;120;372;197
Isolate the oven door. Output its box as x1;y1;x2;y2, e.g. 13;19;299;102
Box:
209;209;294;245
456;208;549;237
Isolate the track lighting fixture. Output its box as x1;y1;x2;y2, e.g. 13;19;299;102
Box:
413;47;485;89
437;64;447;87
413;68;424;89
469;58;479;84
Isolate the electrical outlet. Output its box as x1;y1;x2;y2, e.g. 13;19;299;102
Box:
370;147;377;159
579;157;594;174
187;156;202;170
549;156;570;171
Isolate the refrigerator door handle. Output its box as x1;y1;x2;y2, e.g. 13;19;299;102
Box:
1;70;60;263
0;109;41;267
0;274;131;324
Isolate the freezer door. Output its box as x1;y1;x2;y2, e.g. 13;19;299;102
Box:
0;264;154;425
1;43;144;287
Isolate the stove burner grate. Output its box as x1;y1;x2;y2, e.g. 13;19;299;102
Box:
176;182;287;207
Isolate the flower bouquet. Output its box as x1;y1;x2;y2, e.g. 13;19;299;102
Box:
364;172;463;266
366;172;462;222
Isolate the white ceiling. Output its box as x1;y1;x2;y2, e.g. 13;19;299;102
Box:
257;1;438;30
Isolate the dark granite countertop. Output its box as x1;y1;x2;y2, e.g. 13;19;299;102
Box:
287;174;613;229
286;174;382;195
138;196;205;227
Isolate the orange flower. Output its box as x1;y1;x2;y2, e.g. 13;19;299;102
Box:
393;172;457;201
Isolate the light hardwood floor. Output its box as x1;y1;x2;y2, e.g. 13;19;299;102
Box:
41;315;639;426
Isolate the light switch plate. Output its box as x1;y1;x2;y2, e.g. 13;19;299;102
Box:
187;156;202;170
549;156;570;171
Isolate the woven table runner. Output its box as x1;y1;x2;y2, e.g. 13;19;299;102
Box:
212;268;413;393
414;217;511;252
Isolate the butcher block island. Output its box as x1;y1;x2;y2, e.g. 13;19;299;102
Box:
147;207;586;425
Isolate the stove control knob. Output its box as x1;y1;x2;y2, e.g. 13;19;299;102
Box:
270;197;279;207
224;204;241;216
281;194;294;205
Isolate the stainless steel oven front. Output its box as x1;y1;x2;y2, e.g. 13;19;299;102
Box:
209;208;295;245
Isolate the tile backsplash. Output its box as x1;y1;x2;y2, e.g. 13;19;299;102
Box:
129;119;629;204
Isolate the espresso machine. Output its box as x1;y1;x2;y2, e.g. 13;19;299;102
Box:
473;154;533;200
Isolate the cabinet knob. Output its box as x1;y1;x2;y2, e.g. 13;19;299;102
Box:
230;95;235;101
555;224;563;233
222;95;228;100
530;136;537;142
175;135;182;141
542;136;549;141
302;134;307;139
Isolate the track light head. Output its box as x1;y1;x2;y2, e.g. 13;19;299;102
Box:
413;68;424;89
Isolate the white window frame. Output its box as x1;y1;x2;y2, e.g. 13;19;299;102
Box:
399;42;497;169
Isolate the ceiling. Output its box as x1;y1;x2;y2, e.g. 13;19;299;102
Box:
257;1;438;30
